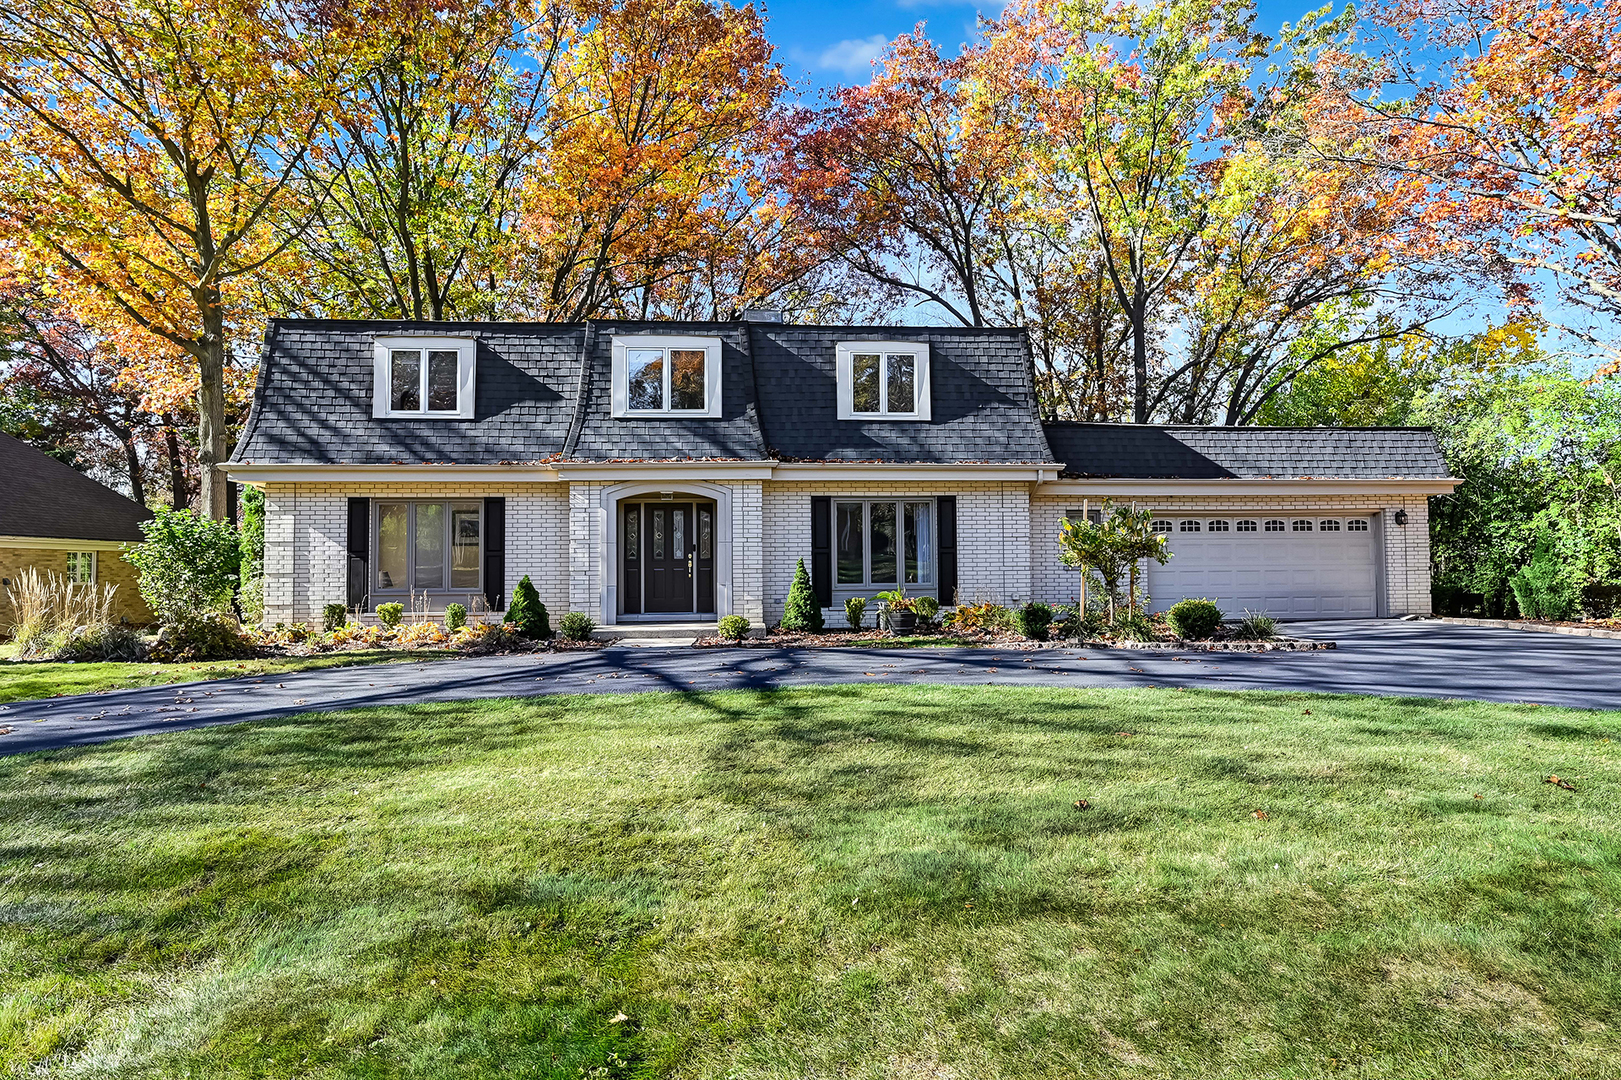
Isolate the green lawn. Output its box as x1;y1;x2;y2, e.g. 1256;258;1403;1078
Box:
0;649;457;703
2;686;1619;1078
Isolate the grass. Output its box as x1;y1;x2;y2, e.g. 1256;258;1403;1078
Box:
2;686;1619;1078
0;648;457;703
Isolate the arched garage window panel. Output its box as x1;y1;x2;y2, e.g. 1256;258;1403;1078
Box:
1208;519;1230;532
1236;520;1258;532
1264;519;1286;532
1151;519;1173;533
1292;519;1314;532
1348;519;1370;532
1179;520;1201;532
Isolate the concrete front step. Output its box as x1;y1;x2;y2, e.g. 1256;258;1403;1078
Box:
593;621;716;641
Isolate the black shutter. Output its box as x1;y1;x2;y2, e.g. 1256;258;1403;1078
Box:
810;496;832;607
346;498;370;610
483;497;506;611
936;495;957;606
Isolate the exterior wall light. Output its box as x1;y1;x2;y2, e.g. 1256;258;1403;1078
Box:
1394;508;1409;526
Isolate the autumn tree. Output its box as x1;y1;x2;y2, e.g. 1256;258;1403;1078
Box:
515;0;816;321
0;0;367;518
289;0;567;321
1337;0;1621;373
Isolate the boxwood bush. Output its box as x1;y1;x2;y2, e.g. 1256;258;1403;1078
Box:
558;611;596;642
718;615;751;641
1167;598;1223;640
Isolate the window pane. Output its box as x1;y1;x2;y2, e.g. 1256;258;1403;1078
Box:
886;353;915;413
670;349;706;410
390;350;421;411
652;509;665;559
427;350;459;411
870;502;897;583
673;509;685;557
625;507;639;559
414;503;445;589
852;353;880;413
699;508;712;559
628;348;664;410
450;505;480;588
836;502;864;584
377;504;407;590
904;502;932;584
67;552;93;583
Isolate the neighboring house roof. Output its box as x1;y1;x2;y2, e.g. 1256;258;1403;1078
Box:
751;325;1052;463
1042;423;1451;480
232;319;1056;466
0;432;152;541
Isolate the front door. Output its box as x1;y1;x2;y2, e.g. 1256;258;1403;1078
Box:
622;500;717;616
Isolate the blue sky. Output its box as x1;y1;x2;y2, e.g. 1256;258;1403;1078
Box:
765;0;1340;94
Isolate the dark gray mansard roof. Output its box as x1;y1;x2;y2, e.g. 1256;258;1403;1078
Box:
231;319;1449;479
1042;423;1451;480
0;432;152;542
232;319;1055;465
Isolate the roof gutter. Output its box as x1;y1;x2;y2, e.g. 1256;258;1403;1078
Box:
1039;477;1462;496
226;463;564;485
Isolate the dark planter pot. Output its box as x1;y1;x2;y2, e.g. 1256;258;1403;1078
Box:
888;610;918;634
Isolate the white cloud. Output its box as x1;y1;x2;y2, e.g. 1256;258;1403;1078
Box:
816;34;890;75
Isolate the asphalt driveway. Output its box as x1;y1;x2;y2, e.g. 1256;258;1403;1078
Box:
2;619;1617;757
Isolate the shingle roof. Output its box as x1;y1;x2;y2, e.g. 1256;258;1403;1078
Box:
0;432;152;542
232;319;1057;465
1043;423;1451;479
749;325;1054;463
233;319;583;465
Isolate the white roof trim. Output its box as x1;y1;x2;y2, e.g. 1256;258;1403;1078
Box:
1038;478;1461;496
0;535;134;551
227;464;563;484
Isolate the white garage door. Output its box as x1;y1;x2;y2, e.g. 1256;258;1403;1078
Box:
1146;515;1378;620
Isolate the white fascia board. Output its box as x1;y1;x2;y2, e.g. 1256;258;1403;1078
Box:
0;535;135;551
225;464;562;485
555;461;777;481
1036;477;1463;496
772;462;1056;482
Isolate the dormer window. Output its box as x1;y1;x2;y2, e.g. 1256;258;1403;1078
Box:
373;336;476;418
836;341;931;420
611;335;723;418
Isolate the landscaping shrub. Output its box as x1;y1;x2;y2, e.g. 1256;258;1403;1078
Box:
50;622;144;662
506;575;551;639
780;558;824;632
718;615;751;641
558;611;595;641
912;595;940;628
1509;542;1577;619
444;603;468;631
149;612;252;662
1232;610;1279;641
1167;598;1223;640
1013;601;1053;640
322;603;348;632
945;601;1013;634
239;486;266;625
1111;610;1157;641
124;507;241;628
844;596;866;631
375;602;404;627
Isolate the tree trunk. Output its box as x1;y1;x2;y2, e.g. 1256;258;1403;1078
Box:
163;415;188;510
1132;286;1149;424
119;430;145;506
196;294;230;520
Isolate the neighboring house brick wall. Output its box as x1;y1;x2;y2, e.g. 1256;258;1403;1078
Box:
1028;492;1433;616
0;546;151;629
759;481;1033;626
260;482;569;626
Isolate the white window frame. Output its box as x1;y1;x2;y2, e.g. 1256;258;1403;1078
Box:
835;341;932;420
611;335;723;418
66;551;96;584
372;336;477;419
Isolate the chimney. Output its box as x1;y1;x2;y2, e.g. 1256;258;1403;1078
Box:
737;308;785;323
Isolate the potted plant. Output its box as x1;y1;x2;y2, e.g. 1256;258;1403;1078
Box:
874;587;917;633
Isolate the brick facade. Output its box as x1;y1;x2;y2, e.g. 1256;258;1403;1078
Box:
255;478;1434;627
0;546;152;629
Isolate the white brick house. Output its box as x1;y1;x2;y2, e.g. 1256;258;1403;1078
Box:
228;317;1457;629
